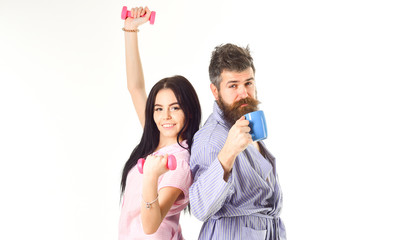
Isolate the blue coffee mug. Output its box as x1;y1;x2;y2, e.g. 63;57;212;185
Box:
244;110;268;141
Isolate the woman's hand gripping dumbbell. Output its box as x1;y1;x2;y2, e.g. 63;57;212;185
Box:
137;154;177;174
121;6;156;24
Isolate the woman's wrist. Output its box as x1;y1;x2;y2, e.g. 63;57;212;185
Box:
142;175;159;207
142;172;159;186
142;194;159;209
122;27;139;32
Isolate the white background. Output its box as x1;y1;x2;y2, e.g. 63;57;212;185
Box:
1;0;405;239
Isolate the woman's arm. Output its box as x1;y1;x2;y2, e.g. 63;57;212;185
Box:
123;7;152;127
140;155;183;234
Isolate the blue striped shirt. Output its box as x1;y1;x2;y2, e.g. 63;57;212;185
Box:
189;102;286;240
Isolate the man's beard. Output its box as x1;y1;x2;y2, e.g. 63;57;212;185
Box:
217;95;260;125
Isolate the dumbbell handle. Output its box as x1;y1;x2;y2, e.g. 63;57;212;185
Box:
121;6;156;25
137;155;177;174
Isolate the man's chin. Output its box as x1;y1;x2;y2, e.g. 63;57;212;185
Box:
239;109;254;118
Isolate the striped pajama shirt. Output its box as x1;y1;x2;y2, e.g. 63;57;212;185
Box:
189;102;286;240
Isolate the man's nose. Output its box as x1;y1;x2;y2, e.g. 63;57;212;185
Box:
237;85;249;99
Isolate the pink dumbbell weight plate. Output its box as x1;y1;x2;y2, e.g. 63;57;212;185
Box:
137;155;177;174
121;6;156;24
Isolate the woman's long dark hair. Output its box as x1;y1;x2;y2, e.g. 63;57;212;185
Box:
120;75;201;195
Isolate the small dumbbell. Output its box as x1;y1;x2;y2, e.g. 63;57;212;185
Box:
137;155;177;174
121;6;156;25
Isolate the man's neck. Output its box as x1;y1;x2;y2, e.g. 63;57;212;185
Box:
252;141;260;152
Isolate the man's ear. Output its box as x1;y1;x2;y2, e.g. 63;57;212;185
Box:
210;83;219;101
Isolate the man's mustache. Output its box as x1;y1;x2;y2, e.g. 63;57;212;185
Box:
230;97;260;110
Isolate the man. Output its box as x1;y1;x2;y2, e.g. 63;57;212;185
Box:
189;43;286;240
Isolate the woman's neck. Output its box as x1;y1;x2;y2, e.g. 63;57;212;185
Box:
155;136;183;152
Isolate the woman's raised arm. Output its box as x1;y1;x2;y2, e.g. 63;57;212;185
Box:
123;7;152;127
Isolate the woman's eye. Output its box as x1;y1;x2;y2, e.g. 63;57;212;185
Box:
155;108;163;111
170;106;180;111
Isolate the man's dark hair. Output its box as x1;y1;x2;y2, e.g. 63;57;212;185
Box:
209;43;255;89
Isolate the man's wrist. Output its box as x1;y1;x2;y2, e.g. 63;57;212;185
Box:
218;147;237;174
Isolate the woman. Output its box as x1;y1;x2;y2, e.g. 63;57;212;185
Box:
118;6;201;240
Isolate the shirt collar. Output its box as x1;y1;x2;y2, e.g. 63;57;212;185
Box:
212;101;233;129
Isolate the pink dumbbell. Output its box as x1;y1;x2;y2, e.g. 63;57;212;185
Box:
137;155;177;174
121;6;156;25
